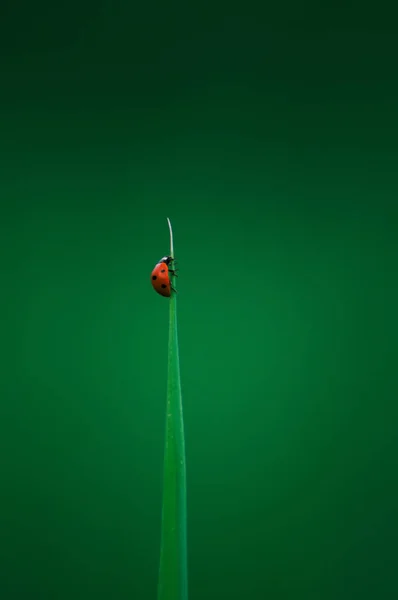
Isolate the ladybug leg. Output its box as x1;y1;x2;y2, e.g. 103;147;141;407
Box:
171;285;178;294
169;269;179;277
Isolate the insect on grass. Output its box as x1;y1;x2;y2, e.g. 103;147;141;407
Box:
156;218;188;600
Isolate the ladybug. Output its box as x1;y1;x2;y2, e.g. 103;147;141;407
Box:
151;256;177;297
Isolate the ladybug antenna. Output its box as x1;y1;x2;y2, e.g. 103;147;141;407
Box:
166;217;174;258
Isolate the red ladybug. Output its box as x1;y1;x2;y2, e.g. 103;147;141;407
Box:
151;256;177;297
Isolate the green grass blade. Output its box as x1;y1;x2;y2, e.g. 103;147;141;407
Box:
157;218;188;600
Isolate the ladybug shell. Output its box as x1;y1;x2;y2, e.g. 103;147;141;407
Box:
151;259;171;297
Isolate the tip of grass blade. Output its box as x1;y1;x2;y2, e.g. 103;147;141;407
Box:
167;217;174;258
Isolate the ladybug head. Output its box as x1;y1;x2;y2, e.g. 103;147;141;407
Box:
158;255;173;265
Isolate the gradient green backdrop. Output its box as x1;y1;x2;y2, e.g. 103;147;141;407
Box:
1;3;397;599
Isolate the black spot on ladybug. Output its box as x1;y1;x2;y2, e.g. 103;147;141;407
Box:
161;269;166;273
152;275;157;280
161;284;167;289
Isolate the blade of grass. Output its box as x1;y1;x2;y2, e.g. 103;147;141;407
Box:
157;218;188;600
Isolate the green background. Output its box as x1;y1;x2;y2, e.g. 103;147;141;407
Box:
1;3;397;599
